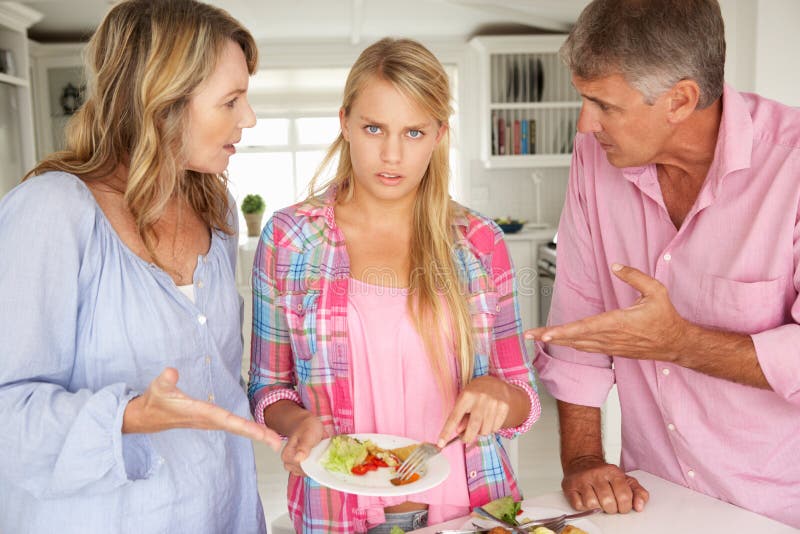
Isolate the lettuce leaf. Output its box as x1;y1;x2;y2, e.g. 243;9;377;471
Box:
320;435;369;474
482;495;522;525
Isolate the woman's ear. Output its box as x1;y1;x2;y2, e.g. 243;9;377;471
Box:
434;122;448;144
339;108;350;141
666;80;701;124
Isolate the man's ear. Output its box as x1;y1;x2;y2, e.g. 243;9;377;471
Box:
666;79;701;124
339;107;349;141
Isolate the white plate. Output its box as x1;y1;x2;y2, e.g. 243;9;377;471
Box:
464;506;603;533
300;433;450;497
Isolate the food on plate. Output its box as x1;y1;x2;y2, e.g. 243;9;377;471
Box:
389;527;405;534
320;435;422;483
389;472;420;486
481;495;522;525
320;435;369;474
477;496;593;533
389;443;419;462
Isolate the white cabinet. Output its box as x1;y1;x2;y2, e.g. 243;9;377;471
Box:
29;42;85;160
0;3;41;197
505;228;556;329
469;35;580;169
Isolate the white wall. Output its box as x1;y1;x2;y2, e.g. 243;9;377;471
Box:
752;0;800;106
721;0;800;106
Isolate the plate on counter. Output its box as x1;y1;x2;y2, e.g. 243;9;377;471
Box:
465;505;603;533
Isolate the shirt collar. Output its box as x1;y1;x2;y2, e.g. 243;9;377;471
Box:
294;187;338;230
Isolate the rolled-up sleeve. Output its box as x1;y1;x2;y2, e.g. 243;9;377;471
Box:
533;139;615;408
485;229;541;437
248;216;302;422
750;216;800;405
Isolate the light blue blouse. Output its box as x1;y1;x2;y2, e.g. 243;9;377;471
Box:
0;172;266;533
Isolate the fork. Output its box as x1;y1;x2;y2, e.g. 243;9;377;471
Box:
395;434;462;481
517;508;601;531
473;506;601;533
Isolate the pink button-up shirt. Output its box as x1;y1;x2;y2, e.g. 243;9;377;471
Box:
534;84;800;528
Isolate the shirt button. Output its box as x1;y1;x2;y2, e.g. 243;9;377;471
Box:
667;423;676;431
205;355;211;364
687;469;695;478
198;314;207;325
663;253;672;262
296;303;303;312
208;394;215;402
202;256;208;264
496;304;501;312
196;280;204;288
662;368;670;376
469;470;477;479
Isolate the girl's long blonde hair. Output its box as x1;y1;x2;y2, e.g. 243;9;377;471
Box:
24;0;258;265
310;37;474;393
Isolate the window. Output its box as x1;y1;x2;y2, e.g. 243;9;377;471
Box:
227;114;340;239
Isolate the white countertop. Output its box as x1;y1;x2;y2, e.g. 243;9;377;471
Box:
411;470;797;533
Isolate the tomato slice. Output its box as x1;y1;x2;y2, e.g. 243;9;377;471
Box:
351;464;369;475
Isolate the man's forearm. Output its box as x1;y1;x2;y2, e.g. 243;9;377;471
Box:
673;322;770;389
557;400;605;473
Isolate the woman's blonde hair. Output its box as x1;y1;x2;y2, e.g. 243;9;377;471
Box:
24;0;258;263
309;37;474;393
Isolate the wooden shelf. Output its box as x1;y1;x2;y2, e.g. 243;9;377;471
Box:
489;101;581;111
484;154;571;169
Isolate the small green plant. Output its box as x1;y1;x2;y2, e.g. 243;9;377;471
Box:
241;194;265;215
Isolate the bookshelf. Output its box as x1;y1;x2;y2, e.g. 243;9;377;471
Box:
0;3;42;197
470;35;581;169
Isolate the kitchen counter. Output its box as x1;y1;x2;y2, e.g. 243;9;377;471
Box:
412;470;797;533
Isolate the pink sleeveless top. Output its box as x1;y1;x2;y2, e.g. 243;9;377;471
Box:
346;278;471;527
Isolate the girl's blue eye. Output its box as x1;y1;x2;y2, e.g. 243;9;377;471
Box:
408;129;423;139
366;125;380;134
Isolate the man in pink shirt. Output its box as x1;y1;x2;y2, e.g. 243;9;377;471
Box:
526;0;800;528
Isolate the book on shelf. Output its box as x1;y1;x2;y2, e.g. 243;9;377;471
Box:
497;116;505;156
513;120;520;155
505;124;511;155
492;115;500;156
520;119;529;155
528;118;536;155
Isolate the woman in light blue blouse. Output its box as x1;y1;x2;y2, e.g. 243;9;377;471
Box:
0;1;280;533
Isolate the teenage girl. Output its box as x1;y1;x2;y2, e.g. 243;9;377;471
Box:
248;37;540;533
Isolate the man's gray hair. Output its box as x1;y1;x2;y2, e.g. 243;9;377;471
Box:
561;0;725;108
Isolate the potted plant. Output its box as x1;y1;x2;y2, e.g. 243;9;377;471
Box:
241;194;266;237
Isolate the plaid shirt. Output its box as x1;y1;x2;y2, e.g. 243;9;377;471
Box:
248;193;540;533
